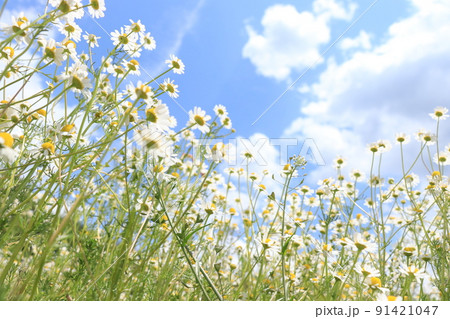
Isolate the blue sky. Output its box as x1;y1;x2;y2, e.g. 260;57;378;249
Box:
4;0;450;181
88;0;409;138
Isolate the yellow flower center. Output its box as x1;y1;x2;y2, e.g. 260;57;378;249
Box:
370;277;381;287
42;142;55;154
130;23;141;33
194;115;205;126
18;17;28;25
0;132;14;148
243;218;252;227
136;84;151;100
118;34;129;45
153;165;164;173
61;124;75;132
205;203;216;215
387;296;397;301
63;40;76;48
2;46;15;59
146;108;157;123
46;46;57;59
114;66;125;74
71;75;84;90
431;171;441;177
165;84;175;93
58;1;71;13
407;267;419;275
64;24;76;33
90;0;100;10
128;59;139;70
171;60;180;69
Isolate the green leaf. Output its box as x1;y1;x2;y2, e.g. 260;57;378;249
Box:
281;234;295;255
268;192;276;201
182;223;213;246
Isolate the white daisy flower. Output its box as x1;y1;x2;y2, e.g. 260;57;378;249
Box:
160;78;179;98
122;59;140;76
213;104;228;119
49;0;84;20
127;81;154;104
56;19;82;42
395;132;410;144
0;100;20;129
59;61;92;98
83;32;101;48
145;100;175;131
165;54;185;74
134;125;173;159
6;14;31;44
188;107;211;134
415;129;436;145
434;151;450;166
399;264;427;280
429;106;448;120
39;37;65;66
333;156;346;169
348;233;377;252
205;142;228;163
1;46;15;61
126;19;146;34
88;0;106;19
140;32;156;50
110;27;139;53
0;132;18;163
220;116;232;129
377;139;392;153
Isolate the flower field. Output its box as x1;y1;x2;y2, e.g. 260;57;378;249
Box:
0;0;448;301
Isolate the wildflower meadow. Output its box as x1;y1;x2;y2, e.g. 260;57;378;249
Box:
0;0;448;301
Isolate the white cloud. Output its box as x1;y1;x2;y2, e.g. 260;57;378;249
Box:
282;0;450;180
339;30;372;51
312;0;357;21
228;133;289;174
0;6;41;25
242;1;356;81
